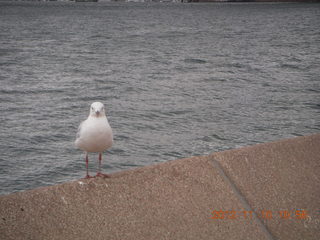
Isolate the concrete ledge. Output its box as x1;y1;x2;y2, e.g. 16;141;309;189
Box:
211;133;320;240
1;134;319;240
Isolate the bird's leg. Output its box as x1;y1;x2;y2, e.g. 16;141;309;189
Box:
96;153;110;178
85;153;93;179
98;152;102;174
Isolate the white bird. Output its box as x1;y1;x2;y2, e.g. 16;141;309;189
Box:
75;102;113;178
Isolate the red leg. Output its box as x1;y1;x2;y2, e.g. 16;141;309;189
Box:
96;153;110;178
85;153;93;179
98;153;102;174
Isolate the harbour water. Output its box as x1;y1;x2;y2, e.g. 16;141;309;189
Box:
0;2;319;195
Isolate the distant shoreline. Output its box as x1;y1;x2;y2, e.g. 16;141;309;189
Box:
2;0;320;3
190;0;320;2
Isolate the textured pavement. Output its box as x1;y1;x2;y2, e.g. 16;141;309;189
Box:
1;134;319;240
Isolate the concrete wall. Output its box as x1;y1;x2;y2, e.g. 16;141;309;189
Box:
1;134;319;239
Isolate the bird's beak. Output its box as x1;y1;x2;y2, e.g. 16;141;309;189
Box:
95;110;100;116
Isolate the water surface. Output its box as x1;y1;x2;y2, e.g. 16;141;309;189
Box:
0;2;319;195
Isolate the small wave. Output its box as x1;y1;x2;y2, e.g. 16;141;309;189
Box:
305;103;320;110
109;148;126;154
119;162;140;168
202;134;228;142
163;151;182;158
165;109;193;116
0;88;66;95
280;63;298;69
202;77;227;83
115;134;130;140
89;34;111;39
306;88;320;93
184;58;207;64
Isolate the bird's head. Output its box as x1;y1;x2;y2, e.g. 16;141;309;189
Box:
90;102;106;118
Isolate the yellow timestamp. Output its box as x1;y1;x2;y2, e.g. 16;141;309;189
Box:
210;209;309;220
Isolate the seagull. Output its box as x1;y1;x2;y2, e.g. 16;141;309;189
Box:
75;102;113;178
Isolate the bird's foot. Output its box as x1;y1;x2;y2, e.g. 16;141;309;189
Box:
85;174;95;179
96;172;110;178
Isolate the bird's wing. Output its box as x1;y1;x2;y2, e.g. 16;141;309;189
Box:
76;121;84;140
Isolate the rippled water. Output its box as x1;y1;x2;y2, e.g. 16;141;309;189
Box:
0;2;319;195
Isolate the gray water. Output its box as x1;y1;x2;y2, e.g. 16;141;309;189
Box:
0;2;319;195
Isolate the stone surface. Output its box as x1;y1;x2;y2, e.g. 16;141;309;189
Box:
1;134;319;240
211;134;320;240
0;157;267;240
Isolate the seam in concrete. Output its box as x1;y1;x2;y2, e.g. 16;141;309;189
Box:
209;157;275;240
